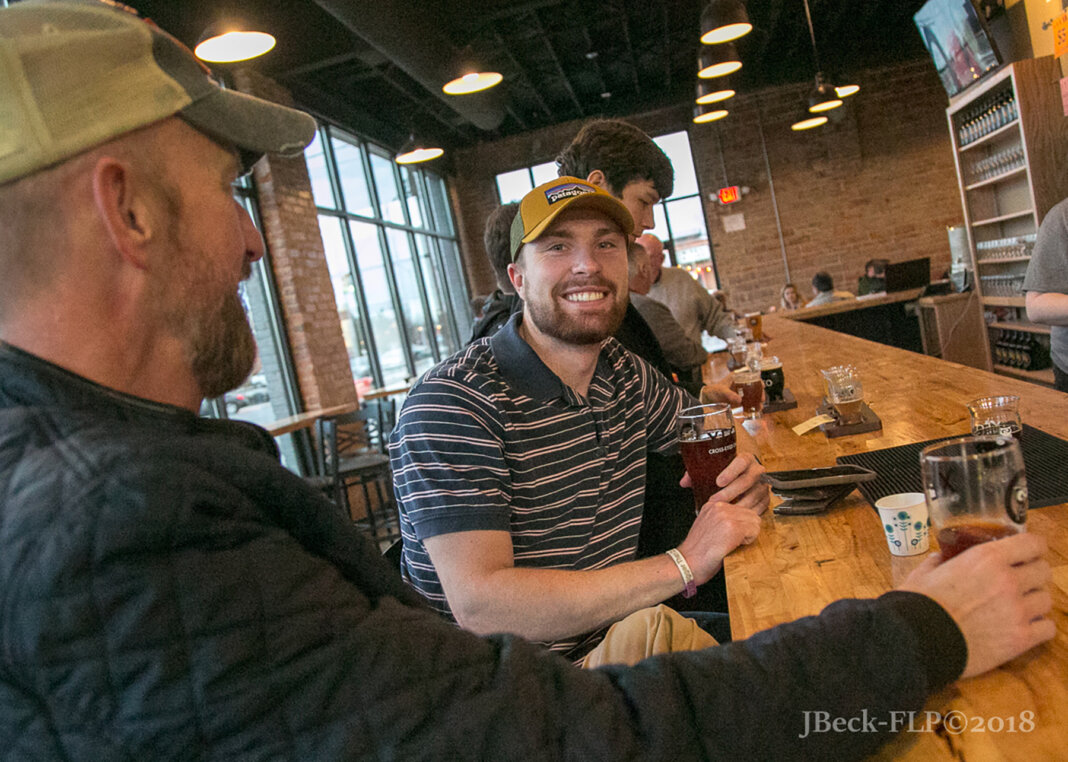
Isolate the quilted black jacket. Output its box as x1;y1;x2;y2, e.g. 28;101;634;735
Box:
0;343;966;760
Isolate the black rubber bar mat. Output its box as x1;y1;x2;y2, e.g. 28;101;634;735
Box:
836;424;1068;510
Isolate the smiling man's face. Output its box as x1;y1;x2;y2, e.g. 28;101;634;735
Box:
510;205;629;346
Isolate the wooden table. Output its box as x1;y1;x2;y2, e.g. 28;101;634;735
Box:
713;314;1068;760
263;402;358;437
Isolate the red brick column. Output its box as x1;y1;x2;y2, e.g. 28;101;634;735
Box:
232;69;356;411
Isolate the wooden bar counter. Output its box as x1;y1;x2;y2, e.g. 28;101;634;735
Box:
712;314;1068;760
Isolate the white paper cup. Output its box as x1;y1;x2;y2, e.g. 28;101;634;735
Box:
875;493;930;557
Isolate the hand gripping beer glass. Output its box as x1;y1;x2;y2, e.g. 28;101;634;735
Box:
678;403;737;513
920;435;1028;560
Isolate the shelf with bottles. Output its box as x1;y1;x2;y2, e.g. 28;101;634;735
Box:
974;234;1035;263
979;273;1027;299
955;87;1018;150
964;164;1027;192
988;324;1051;370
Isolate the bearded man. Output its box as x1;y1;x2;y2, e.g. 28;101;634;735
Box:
390;178;768;666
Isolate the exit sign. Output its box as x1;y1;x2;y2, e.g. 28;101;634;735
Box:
717;185;740;204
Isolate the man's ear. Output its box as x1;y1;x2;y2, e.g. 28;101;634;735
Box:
585;170;609;191
90;155;155;270
507;261;524;295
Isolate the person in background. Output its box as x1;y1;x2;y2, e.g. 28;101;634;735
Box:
808;271;855;307
467;202;521;343
0;4;1055;760
857;258;888;296
628;240;707;392
776;282;807;311
1024;197;1068;392
641;232;737;342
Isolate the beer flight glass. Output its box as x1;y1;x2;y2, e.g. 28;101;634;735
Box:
920;435;1028;560
967;395;1022;439
678;403;737;513
730;368;764;419
821;364;865;425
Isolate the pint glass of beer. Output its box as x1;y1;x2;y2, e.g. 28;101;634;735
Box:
745;312;763;342
730;368;764;419
678;403;737;513
920;435;1027;560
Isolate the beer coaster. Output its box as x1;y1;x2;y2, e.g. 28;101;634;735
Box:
816;401;883;438
763;388;798;413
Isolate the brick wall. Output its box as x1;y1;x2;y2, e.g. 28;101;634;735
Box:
233;70;357;411
450;59;963;317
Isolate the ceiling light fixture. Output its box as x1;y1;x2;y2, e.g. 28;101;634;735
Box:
693;104;729;124
442;46;503;95
194;22;276;63
790;111;828;131
797;0;854;118
696;79;735;105
835;82;860;98
698;43;742;79
700;0;753;45
395;133;443;165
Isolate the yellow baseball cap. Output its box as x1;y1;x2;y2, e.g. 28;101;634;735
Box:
510;176;635;261
0;0;316;185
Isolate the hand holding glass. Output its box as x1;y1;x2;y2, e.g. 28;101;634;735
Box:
678;404;737;513
920;435;1028;560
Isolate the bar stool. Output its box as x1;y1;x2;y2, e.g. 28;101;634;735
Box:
307;403;399;543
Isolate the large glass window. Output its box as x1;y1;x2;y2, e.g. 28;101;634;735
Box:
491;131;717;289
308;125;468;392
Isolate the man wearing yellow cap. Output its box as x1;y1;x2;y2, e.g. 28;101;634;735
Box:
391;177;768;665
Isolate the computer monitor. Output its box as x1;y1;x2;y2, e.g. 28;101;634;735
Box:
884;257;931;293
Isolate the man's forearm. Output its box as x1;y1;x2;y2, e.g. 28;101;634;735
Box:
1026;291;1068;325
447;553;691;641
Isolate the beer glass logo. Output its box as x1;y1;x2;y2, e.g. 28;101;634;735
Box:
1005;473;1028;524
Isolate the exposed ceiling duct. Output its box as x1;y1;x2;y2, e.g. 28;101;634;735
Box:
312;0;506;132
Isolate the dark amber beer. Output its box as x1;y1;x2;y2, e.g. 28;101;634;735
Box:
678;403;736;512
730;369;763;418
936;521;1018;560
680;427;737;511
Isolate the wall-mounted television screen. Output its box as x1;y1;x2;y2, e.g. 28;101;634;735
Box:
914;0;1002;98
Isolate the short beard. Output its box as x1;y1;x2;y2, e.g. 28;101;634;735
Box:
524;284;627;346
189;284;257;399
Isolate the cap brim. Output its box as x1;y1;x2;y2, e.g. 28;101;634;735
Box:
179;88;317;171
523;193;636;244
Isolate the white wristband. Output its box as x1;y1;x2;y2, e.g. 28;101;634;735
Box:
666;548;697;598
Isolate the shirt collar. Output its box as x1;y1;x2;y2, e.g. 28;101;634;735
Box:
489;312;616;403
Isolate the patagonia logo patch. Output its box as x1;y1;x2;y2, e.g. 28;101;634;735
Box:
544;182;594;205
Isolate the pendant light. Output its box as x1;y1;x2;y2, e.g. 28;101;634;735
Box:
442;46;502;95
798;0;854;116
696;78;735;105
694;104;729;124
790;112;828;131
395;133;443;165
700;0;752;45
195;22;276;63
698;43;742;79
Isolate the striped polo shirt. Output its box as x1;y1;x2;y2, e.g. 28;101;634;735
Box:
389;313;692;662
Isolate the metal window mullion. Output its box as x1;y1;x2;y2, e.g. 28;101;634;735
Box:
364;147;417;378
415;171;461;348
336;210;384;386
392;165;440;365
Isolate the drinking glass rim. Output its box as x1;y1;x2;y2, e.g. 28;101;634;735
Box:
679;402;731;418
967;394;1020;409
920;434;1021;463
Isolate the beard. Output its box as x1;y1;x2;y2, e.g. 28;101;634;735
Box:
187;279;258;399
524;277;628;346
